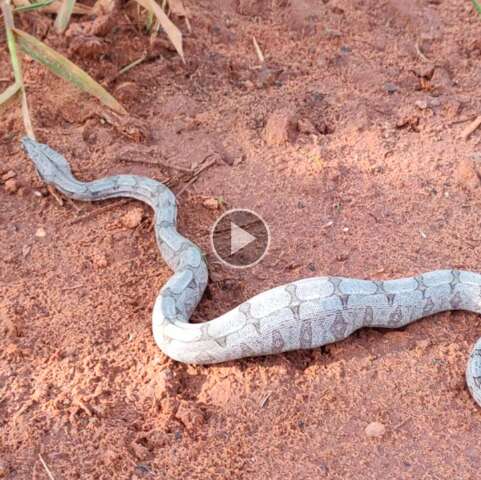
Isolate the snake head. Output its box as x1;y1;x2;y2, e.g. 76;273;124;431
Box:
22;136;72;183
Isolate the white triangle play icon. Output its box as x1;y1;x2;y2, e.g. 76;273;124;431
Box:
230;222;256;255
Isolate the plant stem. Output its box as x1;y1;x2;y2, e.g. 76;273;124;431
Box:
0;0;35;138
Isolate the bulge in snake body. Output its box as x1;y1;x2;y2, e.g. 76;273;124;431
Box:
21;137;481;409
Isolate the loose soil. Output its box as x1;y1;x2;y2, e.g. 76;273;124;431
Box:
2;1;481;478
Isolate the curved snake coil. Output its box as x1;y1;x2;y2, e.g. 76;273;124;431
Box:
22;137;481;408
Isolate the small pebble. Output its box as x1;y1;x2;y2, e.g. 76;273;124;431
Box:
93;254;108;269
384;82;398;94
365;421;386;438
415;99;428;110
455;157;481;190
4;178;18;194
121;207;143;229
202;197;220;210
35;227;46;238
263;109;292;146
0;461;9;478
297;118;316;134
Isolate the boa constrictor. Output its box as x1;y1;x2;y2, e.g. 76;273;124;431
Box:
22;137;481;408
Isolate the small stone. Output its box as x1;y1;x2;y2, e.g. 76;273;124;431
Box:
121;207;143;229
243;80;255;90
263;109;294;146
384;82;398;94
35;227;46;238
431;67;453;95
202;197;220;210
415;99;428;110
365;421;386;438
0;461;9;478
175;400;205;431
4;178;18;193
455;157;481;190
93;253;108;269
131;440;149;460
1;170;16;181
114;81;139;103
33;188;47;198
297;118;317;134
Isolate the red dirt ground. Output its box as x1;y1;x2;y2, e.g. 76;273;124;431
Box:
2;0;481;478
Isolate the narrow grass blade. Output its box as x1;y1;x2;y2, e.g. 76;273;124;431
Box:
44;0;92;14
92;0;115;15
20;89;35;139
117;54;147;77
471;0;481;16
0;82;20;105
2;0;22;84
134;0;184;61
13;0;54;13
13;28;126;114
145;9;154;32
1;0;36;138
54;0;76;33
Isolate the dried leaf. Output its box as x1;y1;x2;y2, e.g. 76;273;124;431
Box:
168;0;188;16
92;0;115;14
13;27;126;114
134;0;184;61
0;82;20;105
54;0;76;32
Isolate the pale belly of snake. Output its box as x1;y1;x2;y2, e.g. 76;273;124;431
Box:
22;137;481;408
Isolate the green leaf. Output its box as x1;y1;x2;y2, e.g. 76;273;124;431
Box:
145;9;154;33
13;0;54;13
134;0;184;61
13;27;127;114
471;0;481;16
0;82;20;105
54;0;76;33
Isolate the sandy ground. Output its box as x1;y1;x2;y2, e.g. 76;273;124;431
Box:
2;0;481;478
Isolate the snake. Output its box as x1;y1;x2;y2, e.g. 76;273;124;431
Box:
22;137;481;408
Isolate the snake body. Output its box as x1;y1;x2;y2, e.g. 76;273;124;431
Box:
22;138;481;407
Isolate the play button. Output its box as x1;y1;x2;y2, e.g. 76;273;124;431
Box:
211;209;270;268
230;222;256;255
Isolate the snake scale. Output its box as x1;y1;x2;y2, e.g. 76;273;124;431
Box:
22;137;481;408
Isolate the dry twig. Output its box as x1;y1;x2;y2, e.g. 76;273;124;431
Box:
68;199;131;225
176;154;217;197
38;454;56;480
461;115;481;140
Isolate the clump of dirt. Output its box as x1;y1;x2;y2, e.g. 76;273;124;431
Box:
2;0;481;478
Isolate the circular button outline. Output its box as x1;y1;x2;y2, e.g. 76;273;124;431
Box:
210;208;271;269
